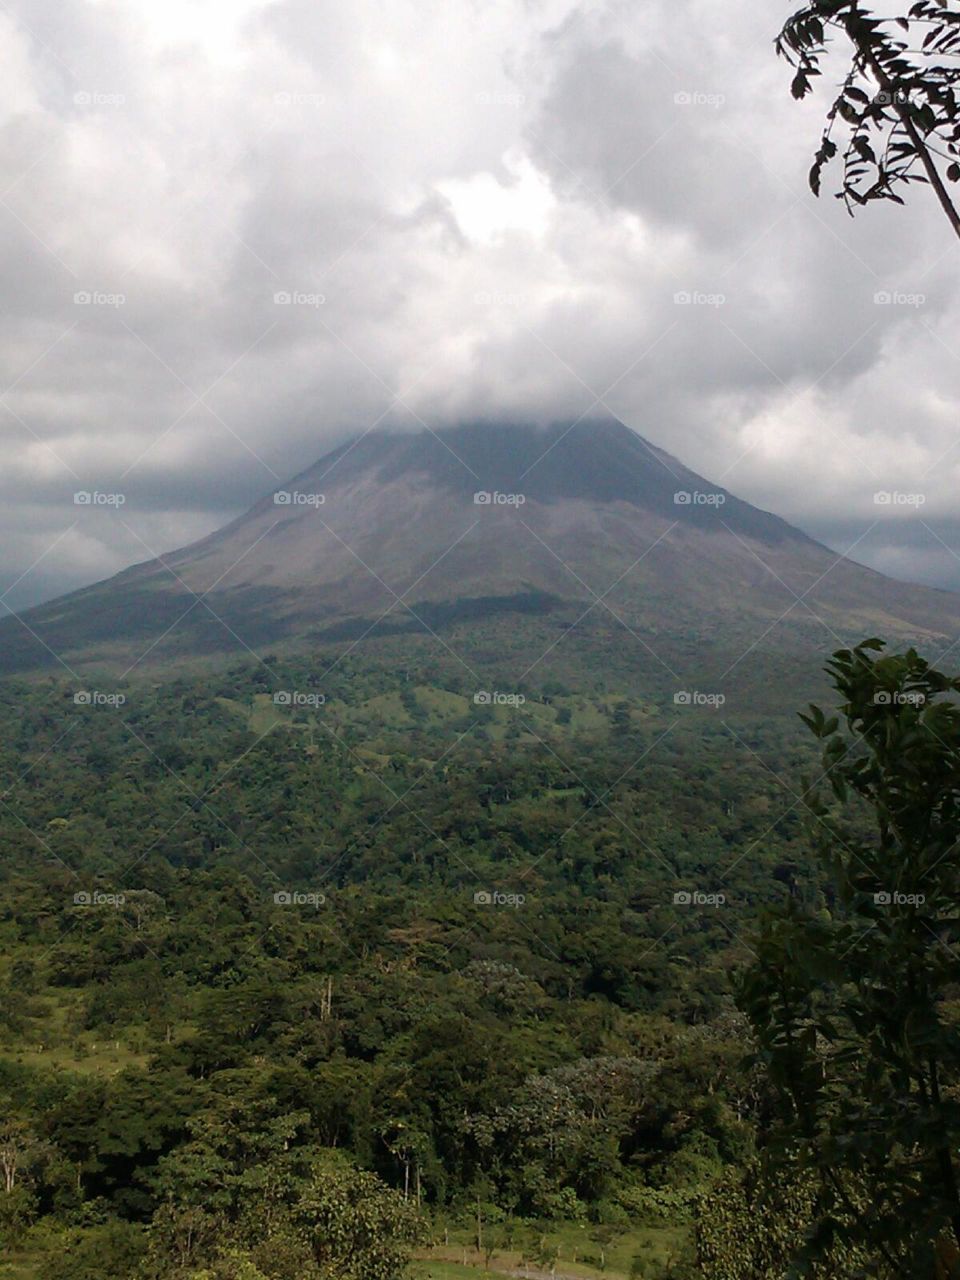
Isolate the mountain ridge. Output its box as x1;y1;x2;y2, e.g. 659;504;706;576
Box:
1;417;957;676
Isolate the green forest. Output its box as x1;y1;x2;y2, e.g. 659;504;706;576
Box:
0;633;956;1278
5;0;960;1275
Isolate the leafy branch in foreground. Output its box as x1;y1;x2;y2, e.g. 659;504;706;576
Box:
777;1;960;238
738;640;960;1277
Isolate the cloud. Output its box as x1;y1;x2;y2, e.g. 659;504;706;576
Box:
2;0;960;612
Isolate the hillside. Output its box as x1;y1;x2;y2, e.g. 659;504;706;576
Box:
2;419;958;680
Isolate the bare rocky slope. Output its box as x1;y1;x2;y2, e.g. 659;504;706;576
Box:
1;418;957;675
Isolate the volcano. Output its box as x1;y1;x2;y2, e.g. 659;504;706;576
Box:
1;418;958;676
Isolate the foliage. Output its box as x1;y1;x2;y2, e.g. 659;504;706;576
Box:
777;0;960;236
142;1147;422;1280
43;1220;148;1279
0;647;849;1275
738;639;960;1276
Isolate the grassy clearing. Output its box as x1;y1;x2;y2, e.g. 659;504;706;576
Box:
5;1037;148;1076
221;685;659;747
0;1252;41;1279
412;1265;500;1280
416;1222;690;1280
0;988;150;1077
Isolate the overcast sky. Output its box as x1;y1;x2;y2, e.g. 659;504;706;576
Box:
2;0;960;612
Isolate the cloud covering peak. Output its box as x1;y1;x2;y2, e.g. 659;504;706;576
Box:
2;0;959;610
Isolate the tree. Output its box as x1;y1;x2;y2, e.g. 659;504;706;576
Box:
281;1153;424;1280
695;1163;871;1279
777;1;960;237
0;1104;43;1244
144;1092;423;1280
739;640;960;1276
44;1221;147;1280
0;1109;36;1195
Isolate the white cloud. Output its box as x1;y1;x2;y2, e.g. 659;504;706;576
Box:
3;0;960;609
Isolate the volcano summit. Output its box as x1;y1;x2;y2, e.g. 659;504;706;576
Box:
1;418;957;676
